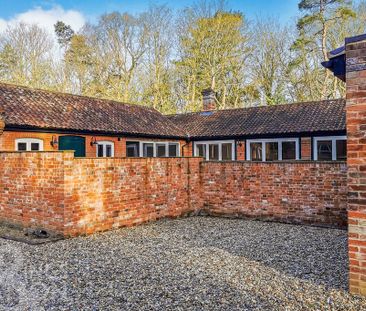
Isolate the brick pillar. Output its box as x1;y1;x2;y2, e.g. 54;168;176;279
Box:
182;141;193;157
346;34;366;295
236;140;245;160
300;137;311;160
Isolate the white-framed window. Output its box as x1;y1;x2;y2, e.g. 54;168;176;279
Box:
194;140;235;161
126;141;180;158
15;138;44;151
246;138;299;161
97;141;114;157
313;136;347;161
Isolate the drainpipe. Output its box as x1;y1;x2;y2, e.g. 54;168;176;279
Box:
0;109;5;136
0;109;5;150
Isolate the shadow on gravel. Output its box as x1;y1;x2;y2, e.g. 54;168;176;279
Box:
164;217;348;291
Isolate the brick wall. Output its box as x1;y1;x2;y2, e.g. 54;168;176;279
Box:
301;137;312;160
236;140;245;160
0;150;349;238
182;141;193;157
0;151;202;236
63;157;202;236
346;35;366;295
201;161;347;228
0;151;69;233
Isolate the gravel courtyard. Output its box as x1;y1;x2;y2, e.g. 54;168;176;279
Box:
0;217;365;310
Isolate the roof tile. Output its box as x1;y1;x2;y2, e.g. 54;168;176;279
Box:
0;83;184;138
168;99;346;138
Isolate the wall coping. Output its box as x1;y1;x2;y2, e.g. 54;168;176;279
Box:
201;160;347;165
75;156;203;160
0;150;75;154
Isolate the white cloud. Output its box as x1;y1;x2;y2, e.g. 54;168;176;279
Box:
0;5;85;34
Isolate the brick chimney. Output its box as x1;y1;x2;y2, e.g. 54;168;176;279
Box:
202;88;216;111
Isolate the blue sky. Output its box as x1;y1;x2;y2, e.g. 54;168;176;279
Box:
0;0;301;25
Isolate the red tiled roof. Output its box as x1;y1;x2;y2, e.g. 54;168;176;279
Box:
0;83;185;138
168;99;346;139
0;82;346;140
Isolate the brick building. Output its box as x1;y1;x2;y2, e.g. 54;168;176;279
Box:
0;83;346;161
2;33;366;297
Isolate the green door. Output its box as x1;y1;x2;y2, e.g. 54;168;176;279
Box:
59;136;86;157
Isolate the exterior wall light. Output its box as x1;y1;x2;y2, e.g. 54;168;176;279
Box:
90;137;98;146
50;135;58;147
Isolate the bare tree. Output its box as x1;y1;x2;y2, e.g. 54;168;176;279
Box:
139;5;176;112
249;18;293;105
85;12;148;102
0;23;54;88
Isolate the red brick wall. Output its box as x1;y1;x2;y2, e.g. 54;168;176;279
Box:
236;140;245;160
346;36;366;295
0;151;348;237
201;161;347;228
0;151;202;236
182;141;193;157
301;137;312;160
0;151;69;233
63;157;202;236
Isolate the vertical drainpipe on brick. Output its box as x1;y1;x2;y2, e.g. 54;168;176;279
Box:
345;34;366;295
0;109;5;149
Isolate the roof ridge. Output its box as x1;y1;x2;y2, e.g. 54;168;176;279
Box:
167;98;345;117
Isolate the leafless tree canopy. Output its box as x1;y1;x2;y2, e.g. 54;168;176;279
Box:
0;1;365;113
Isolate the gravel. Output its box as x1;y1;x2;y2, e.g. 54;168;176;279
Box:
0;216;365;310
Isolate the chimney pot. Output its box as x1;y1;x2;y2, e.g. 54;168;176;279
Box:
202;88;216;111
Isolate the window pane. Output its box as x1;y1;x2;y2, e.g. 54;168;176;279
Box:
317;140;332;161
169;143;178;157
250;143;262;161
31;143;40;151
336;140;347;160
97;144;103;157
143;143;154;157
222;143;232;161
265;142;278;161
17;143;27;151
157;144;166;157
126;142;139;157
196;144;206;158
282;141;296;160
106;145;112;157
209;144;219;160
